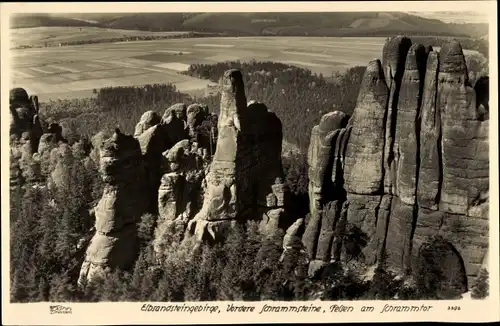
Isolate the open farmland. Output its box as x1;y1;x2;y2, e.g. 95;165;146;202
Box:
11;36;389;101
10;26;192;48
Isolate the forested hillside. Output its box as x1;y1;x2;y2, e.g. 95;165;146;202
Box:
11;12;487;38
183;61;366;151
10;14;96;29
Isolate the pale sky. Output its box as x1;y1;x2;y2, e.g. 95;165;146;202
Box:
410;11;490;24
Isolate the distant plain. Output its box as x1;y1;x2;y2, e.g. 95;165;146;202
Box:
11;36;392;101
10;26;192;48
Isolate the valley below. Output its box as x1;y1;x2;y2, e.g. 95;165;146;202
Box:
11;36;388;101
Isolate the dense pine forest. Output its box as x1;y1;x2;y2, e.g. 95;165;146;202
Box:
183;61;367;151
10;59;489;302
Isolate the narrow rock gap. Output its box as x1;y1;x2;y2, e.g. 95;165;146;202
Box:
372;194;386;266
380;197;392;265
379;71;391;194
409;45;428;271
408;205;419;273
312;209;323;261
388;76;402;176
373;195;382;231
436;71;444;207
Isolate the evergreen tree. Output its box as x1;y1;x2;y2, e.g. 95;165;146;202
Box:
471;268;489;299
281;238;309;300
368;249;400;300
219;223;246;300
237;221;262;300
151;272;170;302
137;213;157;245
253;230;286;300
125;248;154;301
397;274;419;300
49;274;80;302
36;276;50;302
183;250;205;301
81;277;106;302
319;261;344;300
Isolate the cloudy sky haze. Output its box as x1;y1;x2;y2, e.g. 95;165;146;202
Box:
410;11;490;24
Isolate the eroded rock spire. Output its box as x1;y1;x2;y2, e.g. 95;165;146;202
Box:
301;38;489;291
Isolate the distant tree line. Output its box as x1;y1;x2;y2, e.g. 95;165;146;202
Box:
11;32;220;50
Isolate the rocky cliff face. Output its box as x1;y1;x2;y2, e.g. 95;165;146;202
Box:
9;88;44;189
185;69;290;245
9;89;71;190
153;139;207;261
301;37;489;292
79;101;216;281
9;88;43;154
78;129;149;283
78;70;291;278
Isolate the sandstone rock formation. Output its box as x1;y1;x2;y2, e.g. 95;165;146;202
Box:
185;69;290;244
163;103;187;122
301;38;489;292
9;89;72;190
9;88;43;154
134;110;161;137
186;103;209;137
37;123;67;155
153;140;206;260
382;36;413;195
136;108;189;213
302;110;349;266
13;38;486;297
186;103;217;157
78;97;221;273
79;129;149;284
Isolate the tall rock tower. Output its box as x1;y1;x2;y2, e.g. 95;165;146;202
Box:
79;130;149;284
186;69;290;243
301;37;489;295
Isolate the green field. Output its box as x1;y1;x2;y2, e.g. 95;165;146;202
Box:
10;36;392;101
